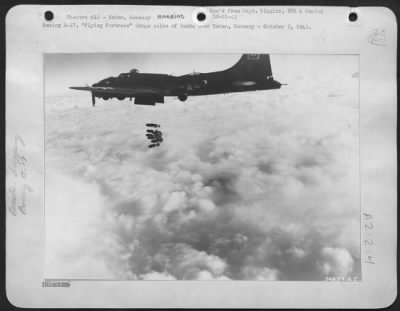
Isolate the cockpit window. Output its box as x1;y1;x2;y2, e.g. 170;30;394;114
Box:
118;73;130;78
130;69;139;73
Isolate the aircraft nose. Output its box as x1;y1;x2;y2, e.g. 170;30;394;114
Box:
92;80;103;87
93;78;109;87
94;78;113;87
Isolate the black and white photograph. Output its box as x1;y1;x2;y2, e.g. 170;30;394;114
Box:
44;53;361;281
6;4;397;308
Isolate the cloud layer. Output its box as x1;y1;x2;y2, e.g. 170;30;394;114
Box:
45;55;360;280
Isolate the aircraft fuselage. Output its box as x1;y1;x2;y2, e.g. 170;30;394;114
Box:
70;54;283;106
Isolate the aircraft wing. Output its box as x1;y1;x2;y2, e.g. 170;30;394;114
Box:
69;86;165;96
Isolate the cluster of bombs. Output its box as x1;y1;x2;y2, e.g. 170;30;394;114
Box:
146;123;163;148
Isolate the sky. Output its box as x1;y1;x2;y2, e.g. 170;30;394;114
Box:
45;53;357;96
44;53;360;280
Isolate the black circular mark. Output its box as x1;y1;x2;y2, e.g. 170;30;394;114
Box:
44;11;54;21
197;12;206;22
349;12;357;22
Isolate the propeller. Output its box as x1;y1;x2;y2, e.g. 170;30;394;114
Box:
70;82;97;107
87;82;95;107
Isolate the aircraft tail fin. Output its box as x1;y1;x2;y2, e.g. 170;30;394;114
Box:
228;54;273;79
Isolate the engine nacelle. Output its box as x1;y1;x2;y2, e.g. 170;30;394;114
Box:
178;94;188;102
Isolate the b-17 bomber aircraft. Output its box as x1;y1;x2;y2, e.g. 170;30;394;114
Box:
70;54;283;106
